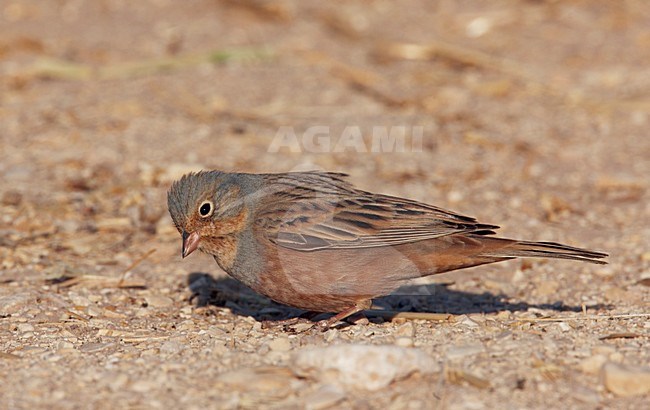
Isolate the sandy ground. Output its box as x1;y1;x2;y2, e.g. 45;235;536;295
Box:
1;1;649;409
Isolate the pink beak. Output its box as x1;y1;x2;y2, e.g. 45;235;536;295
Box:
181;231;201;258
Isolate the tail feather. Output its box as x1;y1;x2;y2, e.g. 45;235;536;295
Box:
481;239;608;265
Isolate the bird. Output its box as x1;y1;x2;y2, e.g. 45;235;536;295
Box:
167;170;607;328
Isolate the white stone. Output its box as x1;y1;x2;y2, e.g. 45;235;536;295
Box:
292;344;439;391
601;362;650;397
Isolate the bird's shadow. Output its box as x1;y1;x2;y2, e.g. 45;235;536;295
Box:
187;272;610;323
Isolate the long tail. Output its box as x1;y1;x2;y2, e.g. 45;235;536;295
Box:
480;238;608;264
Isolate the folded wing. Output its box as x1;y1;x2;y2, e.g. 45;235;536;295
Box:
254;171;498;251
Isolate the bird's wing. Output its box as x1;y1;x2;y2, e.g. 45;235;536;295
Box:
253;171;498;251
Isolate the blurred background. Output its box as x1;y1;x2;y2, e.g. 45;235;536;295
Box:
1;1;649;407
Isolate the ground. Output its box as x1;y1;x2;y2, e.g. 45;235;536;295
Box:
0;1;649;409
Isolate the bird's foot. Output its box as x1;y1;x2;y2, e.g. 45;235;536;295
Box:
315;300;372;331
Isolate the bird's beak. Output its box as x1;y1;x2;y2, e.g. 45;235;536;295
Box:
181;231;201;258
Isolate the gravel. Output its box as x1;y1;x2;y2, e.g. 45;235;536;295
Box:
1;1;649;409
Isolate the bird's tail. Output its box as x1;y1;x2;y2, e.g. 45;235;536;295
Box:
480;238;608;264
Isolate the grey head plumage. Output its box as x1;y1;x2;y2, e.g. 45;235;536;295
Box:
167;170;226;232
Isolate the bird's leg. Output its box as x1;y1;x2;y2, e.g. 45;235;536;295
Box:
317;300;373;331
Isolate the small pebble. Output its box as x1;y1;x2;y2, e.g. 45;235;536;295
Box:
456;315;479;328
324;329;338;342
394;337;414;347
579;355;607;375
160;340;185;355
69;294;91;307
17;323;34;332
601;362;650;396
304;384;346;410
394;322;415;338
86;305;103;317
293;323;314;333
144;294;174;308
269;337;292;352
446;343;485;360
80;342;114;353
495;311;512;320
57;341;75;350
214;366;299;397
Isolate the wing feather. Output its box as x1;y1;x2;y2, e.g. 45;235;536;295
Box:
254;171;498;251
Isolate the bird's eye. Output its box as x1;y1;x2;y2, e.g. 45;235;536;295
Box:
198;201;213;218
